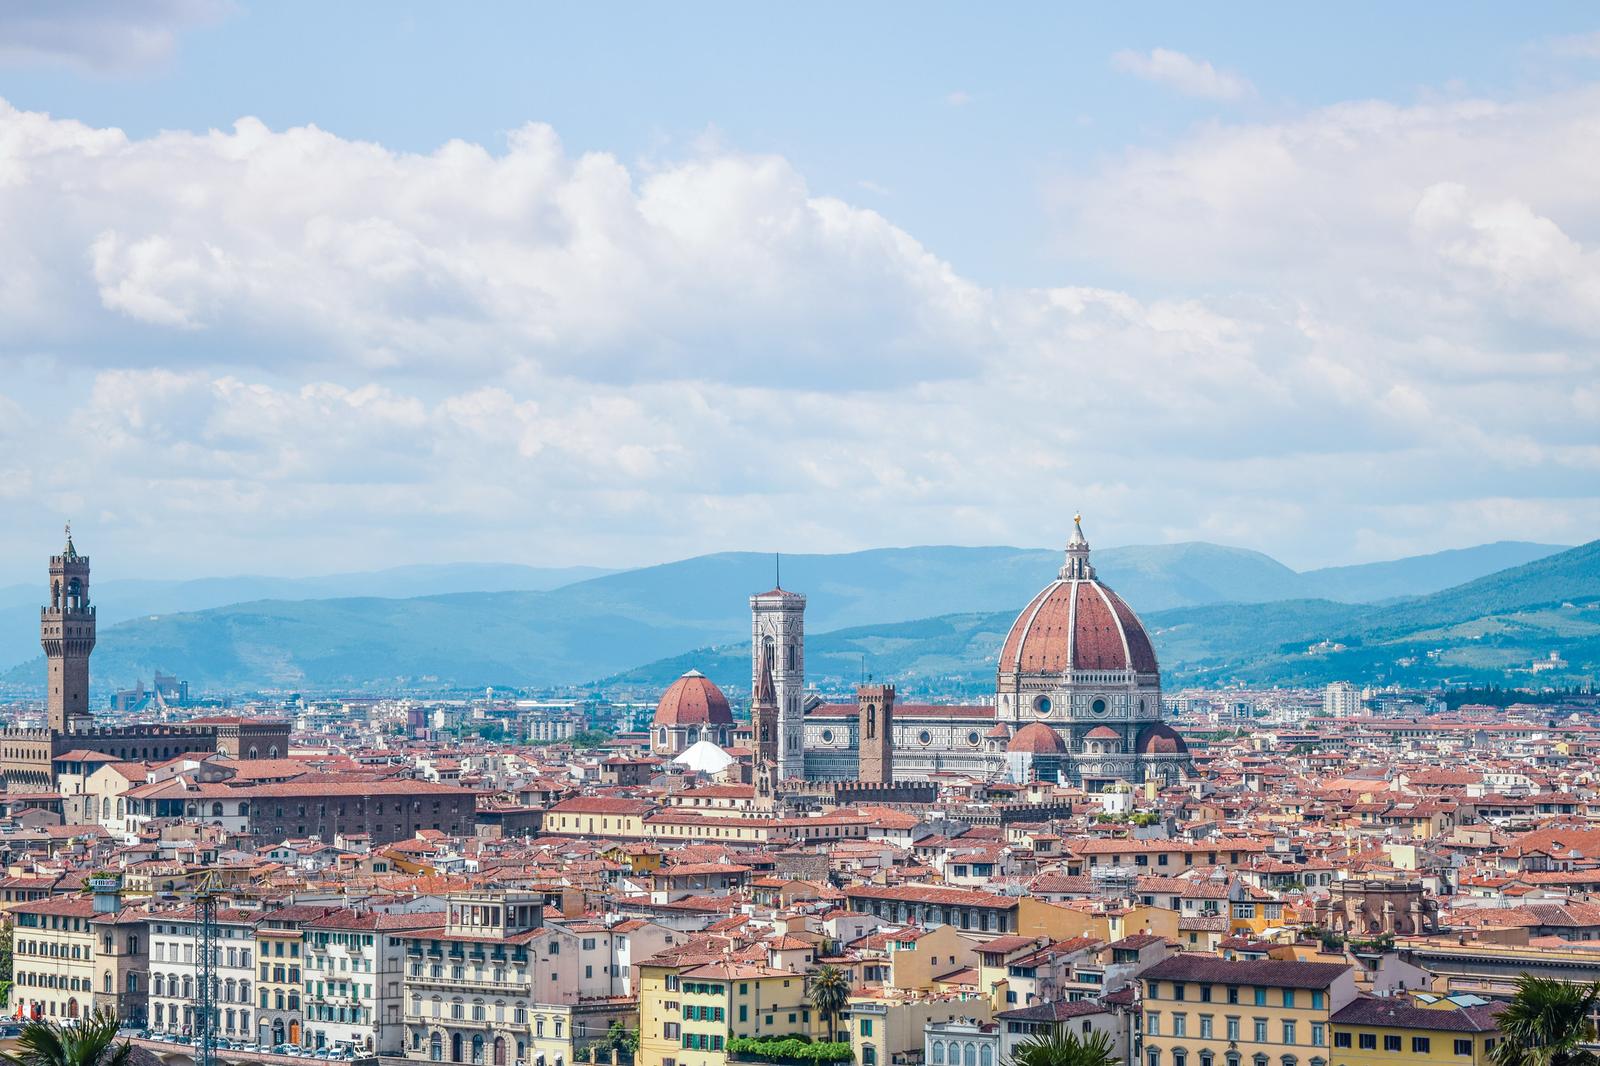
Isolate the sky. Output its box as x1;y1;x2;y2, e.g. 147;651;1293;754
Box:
0;1;1598;583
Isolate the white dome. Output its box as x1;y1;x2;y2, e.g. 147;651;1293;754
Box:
673;739;735;775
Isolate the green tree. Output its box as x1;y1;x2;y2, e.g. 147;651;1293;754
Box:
1491;975;1600;1066
1007;1028;1118;1066
597;1020;638;1066
1;1013;133;1066
807;965;850;1041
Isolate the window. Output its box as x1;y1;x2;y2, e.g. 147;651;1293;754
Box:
1174;983;1187;1001
1310;1025;1324;1047
1455;1041;1473;1057
1282;990;1295;1009
1148;983;1160;1000
1202;986;1213;1003
1333;1034;1351;1049
1173;1015;1187;1037
1226;1019;1240;1042
1227;987;1240;1005
1200;1016;1214;1039
1147;1014;1161;1036
1311;992;1324;1010
1412;1039;1431;1054
1254;988;1267;1007
860;1020;874;1037
1254;1020;1268;1043
1383;1036;1401;1052
1359;1035;1376;1051
1281;1022;1296;1045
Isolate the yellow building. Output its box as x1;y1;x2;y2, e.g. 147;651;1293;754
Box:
850;992;992;1066
1140;956;1358;1066
544;797;655;839
1330;993;1500;1066
637;959;822;1066
255;906;309;1045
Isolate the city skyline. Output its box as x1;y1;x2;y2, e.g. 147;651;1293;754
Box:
1;3;1597;579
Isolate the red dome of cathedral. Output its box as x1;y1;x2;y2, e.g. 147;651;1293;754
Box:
653;670;733;727
1007;721;1068;754
1084;725;1122;741
997;517;1159;676
1135;722;1188;755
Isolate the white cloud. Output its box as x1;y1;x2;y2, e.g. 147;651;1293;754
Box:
1549;31;1600;58
0;0;230;74
0;88;1597;578
0;103;988;389
1111;48;1255;101
946;90;972;107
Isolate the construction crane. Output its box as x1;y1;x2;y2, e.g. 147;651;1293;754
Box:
193;871;223;1066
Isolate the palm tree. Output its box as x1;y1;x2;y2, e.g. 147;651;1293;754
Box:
1;1012;133;1066
1492;975;1600;1066
1007;1028;1117;1066
808;965;850;1042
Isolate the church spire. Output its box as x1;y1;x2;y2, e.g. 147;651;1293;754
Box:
1059;513;1095;580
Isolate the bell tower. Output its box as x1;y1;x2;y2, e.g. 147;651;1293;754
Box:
752;645;779;806
43;525;95;734
750;577;805;782
857;682;894;784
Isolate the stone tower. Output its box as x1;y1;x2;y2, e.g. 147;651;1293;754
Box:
43;526;95;734
750;582;805;781
857;682;895;784
752;644;780;803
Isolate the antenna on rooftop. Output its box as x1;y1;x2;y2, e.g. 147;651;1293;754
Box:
775;552;781;589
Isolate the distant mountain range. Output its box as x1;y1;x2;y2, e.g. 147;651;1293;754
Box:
611;539;1600;696
0;539;1578;695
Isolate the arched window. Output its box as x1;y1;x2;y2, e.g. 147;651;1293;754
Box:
980;1047;993;1066
932;1042;945;1065
154;974;165;996
103;972;112;994
213;802;224;818
269;746;279;758
430;1034;443;1062
472;1035;485;1064
451;1033;464;1063
964;1044;977;1066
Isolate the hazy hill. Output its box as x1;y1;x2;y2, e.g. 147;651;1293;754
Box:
0;539;1578;694
0;562;613;669
1297;541;1568;603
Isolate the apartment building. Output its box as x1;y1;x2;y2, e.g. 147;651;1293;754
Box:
148;906;257;1040
257;905;323;1046
636;959;821;1066
395;891;580;1066
8;891;147;1024
303;908;443;1054
1140;956;1358;1066
1329;994;1502;1066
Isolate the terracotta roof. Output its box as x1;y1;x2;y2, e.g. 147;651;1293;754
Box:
654;671;733;728
1331;998;1500;1032
998;572;1159;676
1144;955;1351;989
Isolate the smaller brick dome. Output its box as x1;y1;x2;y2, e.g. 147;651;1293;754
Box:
1084;725;1122;741
654;670;733;728
1135;722;1189;755
1008;722;1068;755
985;723;1012;739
